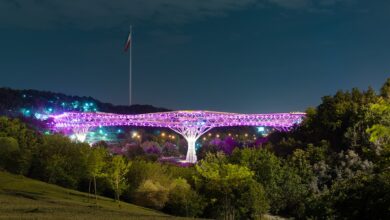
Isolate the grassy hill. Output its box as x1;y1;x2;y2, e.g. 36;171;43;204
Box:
0;171;184;219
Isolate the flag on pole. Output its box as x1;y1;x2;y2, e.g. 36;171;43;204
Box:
124;32;131;52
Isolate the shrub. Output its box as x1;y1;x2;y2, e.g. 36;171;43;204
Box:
134;179;169;209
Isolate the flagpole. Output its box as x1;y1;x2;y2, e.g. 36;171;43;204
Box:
129;25;132;106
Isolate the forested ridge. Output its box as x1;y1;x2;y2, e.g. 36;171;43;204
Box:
0;87;170;117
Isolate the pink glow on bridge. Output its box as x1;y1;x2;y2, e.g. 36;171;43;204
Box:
50;110;305;163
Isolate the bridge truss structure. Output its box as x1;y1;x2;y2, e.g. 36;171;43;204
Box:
50;110;305;163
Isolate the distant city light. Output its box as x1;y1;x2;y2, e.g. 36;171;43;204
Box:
20;108;31;116
257;127;265;132
34;113;49;120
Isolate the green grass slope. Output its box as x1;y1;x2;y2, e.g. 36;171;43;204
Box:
0;171;179;219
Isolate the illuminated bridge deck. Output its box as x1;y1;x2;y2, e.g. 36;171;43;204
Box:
50;110;306;163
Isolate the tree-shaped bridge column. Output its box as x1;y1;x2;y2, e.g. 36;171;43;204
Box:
170;124;213;163
73;127;90;143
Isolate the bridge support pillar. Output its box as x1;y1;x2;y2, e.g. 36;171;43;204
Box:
170;126;213;164
185;137;197;163
73;127;89;143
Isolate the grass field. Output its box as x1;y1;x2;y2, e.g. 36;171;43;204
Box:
0;171;186;219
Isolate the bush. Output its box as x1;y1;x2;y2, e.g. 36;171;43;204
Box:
164;178;205;217
133;179;169;209
162;142;180;157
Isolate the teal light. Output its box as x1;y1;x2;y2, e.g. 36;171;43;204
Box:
34;113;49;120
21;108;31;116
257;127;265;132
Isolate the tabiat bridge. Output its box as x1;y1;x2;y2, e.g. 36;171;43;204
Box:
50;110;306;163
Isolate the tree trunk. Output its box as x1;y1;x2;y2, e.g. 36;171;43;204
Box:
225;192;228;220
88;178;91;202
116;176;121;208
94;175;98;206
117;193;121;208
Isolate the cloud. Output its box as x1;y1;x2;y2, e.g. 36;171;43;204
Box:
148;30;192;45
268;0;311;9
0;0;257;29
0;0;354;29
267;0;354;9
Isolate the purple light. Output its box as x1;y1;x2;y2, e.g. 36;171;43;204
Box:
50;110;305;163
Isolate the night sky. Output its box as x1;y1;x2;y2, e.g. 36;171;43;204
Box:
0;0;389;113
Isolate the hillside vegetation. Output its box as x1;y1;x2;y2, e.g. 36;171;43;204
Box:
0;171;177;220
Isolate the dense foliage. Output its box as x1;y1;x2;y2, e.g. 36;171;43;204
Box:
1;78;390;219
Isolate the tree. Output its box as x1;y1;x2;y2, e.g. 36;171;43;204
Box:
29;135;90;189
86;146;108;205
195;152;268;219
320;172;390;219
231;148;310;217
0;117;40;175
231;148;284;213
288;149;314;185
134;179;170;210
235;179;269;219
126;160;171;197
0;137;20;172
162;142;180;157
367;100;390;142
366;99;390;169
380;78;390;100
107;155;131;207
273;87;378;154
164;178;205;217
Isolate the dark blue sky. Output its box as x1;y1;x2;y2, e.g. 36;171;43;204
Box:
0;0;389;113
